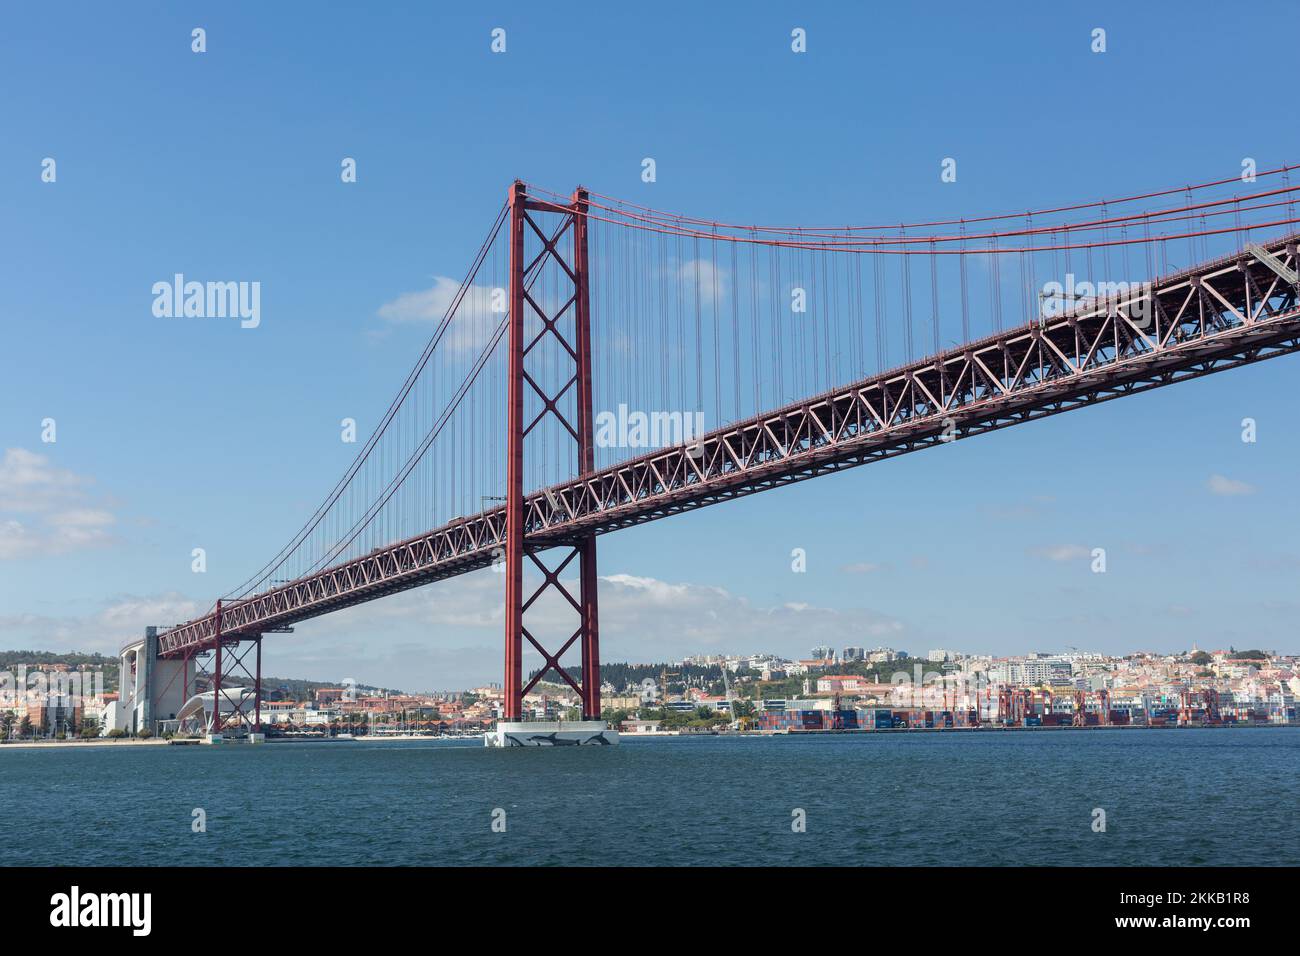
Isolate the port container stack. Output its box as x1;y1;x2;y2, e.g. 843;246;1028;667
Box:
755;709;861;732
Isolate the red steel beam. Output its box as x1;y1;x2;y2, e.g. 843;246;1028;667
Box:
255;636;262;734
504;181;527;720
212;599;223;734
573;186;600;719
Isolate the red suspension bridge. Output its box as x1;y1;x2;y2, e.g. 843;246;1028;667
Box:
140;167;1300;737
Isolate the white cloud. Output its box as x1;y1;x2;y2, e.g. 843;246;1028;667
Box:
678;258;728;301
0;449;118;559
1031;544;1092;563
376;276;465;323
376;277;503;355
214;568;907;690
0;447;86;512
0;519;36;560
1207;474;1255;497
0;592;201;655
7;571;907;691
581;572;904;660
842;561;886;574
982;495;1056;519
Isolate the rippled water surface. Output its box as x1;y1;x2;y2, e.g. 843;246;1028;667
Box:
2;729;1295;866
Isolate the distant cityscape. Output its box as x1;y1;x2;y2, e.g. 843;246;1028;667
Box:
2;643;1295;740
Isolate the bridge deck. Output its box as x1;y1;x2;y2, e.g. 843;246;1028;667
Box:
156;235;1300;657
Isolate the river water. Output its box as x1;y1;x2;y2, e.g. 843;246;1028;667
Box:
1;729;1295;866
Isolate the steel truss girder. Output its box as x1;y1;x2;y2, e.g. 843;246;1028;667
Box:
156;234;1300;659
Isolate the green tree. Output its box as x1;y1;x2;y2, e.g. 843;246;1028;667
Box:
1190;651;1213;666
19;715;33;739
601;707;633;725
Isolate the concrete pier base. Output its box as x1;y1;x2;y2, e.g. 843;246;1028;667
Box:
203;734;224;745
247;733;266;745
484;720;618;747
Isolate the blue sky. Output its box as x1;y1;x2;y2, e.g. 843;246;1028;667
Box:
2;1;1298;690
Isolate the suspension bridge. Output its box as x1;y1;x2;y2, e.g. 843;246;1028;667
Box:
116;167;1300;744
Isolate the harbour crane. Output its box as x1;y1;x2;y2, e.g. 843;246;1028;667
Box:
719;665;747;731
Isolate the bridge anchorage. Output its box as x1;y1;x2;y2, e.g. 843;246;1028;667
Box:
115;611;266;744
123;168;1300;748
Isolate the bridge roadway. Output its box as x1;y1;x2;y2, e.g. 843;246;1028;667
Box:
157;234;1300;657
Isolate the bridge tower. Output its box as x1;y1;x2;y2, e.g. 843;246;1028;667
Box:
490;181;613;746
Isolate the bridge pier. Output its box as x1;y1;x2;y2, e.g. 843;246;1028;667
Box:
485;719;616;747
194;603;264;738
501;182;608;736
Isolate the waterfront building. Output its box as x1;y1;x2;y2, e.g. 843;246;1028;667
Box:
620;718;662;733
24;693;82;737
601;694;642;711
816;675;892;694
